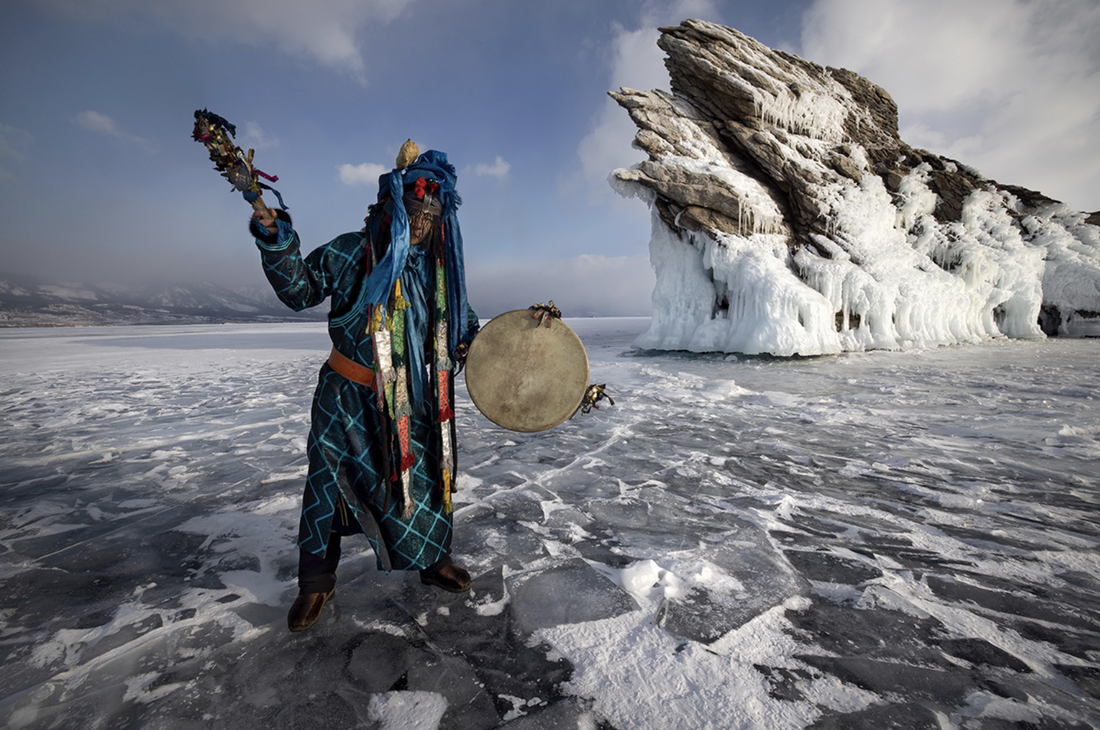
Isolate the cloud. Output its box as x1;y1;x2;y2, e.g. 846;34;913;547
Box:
74;110;156;150
577;0;720;203
800;0;1100;210
576;23;668;191
0;123;33;182
472;156;511;180
466;254;655;318
241;122;280;150
337;162;388;186
74;110;117;134
0;123;33;163
29;0;414;80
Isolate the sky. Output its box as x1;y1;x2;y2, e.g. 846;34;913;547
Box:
1;0;1098;318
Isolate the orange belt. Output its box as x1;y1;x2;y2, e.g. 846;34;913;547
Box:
327;348;376;390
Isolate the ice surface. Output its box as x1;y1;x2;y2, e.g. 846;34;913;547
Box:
1;320;1099;729
506;558;637;634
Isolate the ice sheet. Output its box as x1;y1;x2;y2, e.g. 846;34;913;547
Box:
1;320;1098;729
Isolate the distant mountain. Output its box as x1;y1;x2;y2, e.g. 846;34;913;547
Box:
0;273;325;327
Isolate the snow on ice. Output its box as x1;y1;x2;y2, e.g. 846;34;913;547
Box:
1;320;1099;729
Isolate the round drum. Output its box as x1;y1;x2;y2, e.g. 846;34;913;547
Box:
465;309;589;432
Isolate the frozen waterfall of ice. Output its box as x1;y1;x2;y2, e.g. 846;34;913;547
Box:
615;70;1100;357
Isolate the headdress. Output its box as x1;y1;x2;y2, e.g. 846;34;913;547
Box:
362;144;471;354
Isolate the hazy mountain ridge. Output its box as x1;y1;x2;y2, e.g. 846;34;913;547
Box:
0;273;324;327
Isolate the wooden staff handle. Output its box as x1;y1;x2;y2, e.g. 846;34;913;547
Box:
250;193;272;220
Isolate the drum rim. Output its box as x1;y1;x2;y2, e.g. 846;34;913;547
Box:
465;309;589;432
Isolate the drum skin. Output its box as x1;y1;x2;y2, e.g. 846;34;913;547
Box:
465;310;589;432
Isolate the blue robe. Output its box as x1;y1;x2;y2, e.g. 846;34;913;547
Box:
255;221;478;571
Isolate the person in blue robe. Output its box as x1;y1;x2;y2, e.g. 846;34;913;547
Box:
250;146;479;632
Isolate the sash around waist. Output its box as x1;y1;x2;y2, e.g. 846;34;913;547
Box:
327;347;376;390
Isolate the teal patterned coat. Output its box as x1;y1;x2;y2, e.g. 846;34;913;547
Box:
255;220;478;571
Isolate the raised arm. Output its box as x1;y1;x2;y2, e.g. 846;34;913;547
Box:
250;209;331;312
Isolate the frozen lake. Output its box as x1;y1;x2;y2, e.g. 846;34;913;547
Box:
1;319;1098;729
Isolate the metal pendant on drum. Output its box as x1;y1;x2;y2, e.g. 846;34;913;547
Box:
464;310;589;432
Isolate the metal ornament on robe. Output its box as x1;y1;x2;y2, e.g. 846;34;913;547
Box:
464;308;590;433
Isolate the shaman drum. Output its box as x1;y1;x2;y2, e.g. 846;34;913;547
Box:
465;309;589;432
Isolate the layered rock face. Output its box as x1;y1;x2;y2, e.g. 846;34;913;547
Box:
612;19;1100;355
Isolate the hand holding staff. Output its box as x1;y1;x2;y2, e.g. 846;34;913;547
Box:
251;205;280;236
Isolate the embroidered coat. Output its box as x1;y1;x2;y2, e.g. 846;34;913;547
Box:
255;220;478;571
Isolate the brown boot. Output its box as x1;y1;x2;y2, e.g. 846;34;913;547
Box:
287;588;335;632
419;562;472;593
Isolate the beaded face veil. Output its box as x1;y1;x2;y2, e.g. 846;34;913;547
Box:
405;190;442;247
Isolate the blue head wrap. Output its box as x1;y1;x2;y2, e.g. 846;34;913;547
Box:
362;150;471;354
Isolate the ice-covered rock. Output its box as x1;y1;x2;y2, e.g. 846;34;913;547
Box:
612;19;1100;355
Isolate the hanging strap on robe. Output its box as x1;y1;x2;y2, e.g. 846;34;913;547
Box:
434;254;457;513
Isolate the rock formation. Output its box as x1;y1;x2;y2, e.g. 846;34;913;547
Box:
612;19;1100;355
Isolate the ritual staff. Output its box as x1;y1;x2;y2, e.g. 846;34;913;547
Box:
250;143;479;632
